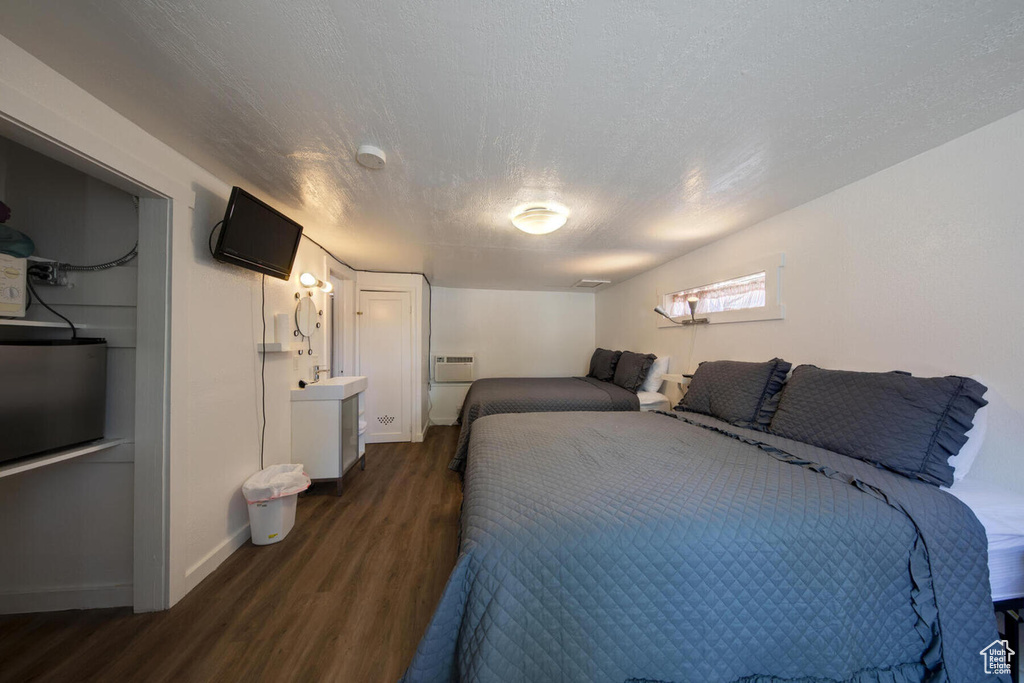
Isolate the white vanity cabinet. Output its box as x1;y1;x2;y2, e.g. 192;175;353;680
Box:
291;376;368;495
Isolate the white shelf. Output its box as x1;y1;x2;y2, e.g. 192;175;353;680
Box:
0;438;128;479
0;318;73;329
257;342;303;353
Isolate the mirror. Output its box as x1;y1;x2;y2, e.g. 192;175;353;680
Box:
295;296;317;338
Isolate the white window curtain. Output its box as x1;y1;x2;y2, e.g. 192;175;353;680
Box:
668;272;766;317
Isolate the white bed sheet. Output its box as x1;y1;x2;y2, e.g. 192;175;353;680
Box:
945;478;1024;602
637;391;671;412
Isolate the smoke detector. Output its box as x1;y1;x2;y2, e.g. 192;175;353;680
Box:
573;279;610;289
356;144;386;169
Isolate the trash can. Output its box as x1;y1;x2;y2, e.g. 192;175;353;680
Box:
242;464;311;546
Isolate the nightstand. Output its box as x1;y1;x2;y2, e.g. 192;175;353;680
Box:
660;373;692;388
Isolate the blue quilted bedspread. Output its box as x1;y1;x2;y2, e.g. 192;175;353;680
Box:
450;377;640;471
404;411;1004;683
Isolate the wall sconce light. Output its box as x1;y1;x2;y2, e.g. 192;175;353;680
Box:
300;272;334;293
654;295;708;325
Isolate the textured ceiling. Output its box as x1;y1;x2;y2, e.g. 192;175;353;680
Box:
2;1;1023;289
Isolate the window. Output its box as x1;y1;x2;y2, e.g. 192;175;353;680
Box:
666;272;766;317
657;253;784;326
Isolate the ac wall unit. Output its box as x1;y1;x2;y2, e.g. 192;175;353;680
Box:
434;354;475;383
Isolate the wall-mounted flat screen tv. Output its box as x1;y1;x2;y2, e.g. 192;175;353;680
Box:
213;186;303;280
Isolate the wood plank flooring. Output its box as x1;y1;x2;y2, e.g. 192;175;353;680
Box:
0;426;463;683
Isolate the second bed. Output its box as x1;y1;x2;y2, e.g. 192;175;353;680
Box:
449;376;669;470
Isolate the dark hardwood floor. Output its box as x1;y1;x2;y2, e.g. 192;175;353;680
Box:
0;426;463;683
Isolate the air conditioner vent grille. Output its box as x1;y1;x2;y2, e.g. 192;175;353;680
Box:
434;354;475;383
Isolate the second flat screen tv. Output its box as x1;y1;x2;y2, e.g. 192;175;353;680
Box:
213;186;303;280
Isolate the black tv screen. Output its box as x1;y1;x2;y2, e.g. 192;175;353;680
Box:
213;187;303;280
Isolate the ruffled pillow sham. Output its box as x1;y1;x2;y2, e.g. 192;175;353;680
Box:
768;365;987;487
675;358;792;430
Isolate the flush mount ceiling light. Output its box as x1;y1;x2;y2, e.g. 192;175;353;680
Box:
510;203;568;235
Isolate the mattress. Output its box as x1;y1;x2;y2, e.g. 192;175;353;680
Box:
945;478;1024;602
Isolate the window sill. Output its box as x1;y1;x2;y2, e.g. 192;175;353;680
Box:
656;303;785;328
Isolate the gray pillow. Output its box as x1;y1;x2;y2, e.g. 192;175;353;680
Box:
676;358;792;430
612;351;657;393
768;365;988;487
587;348;621;382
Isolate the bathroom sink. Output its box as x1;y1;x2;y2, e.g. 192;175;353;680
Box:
291;375;367;401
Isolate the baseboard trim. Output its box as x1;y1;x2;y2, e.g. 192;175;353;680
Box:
0;582;132;615
184;524;250;594
428;416;458;426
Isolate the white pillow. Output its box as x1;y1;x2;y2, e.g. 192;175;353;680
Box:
949;402;988;482
641;356;670;393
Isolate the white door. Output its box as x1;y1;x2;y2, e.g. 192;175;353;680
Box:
358;290;412;442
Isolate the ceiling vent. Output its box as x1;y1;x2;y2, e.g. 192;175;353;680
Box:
573;279;611;289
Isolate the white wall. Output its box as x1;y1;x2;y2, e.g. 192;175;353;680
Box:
0;138;138;613
0;35;356;607
422;281;431;435
428;288;596;423
182;231;350;592
597;108;1024;491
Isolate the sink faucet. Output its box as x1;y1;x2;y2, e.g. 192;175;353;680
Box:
298;365;324;389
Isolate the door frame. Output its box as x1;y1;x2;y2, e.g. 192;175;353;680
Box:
357;288;414;442
0;114;173;612
329;271;355;378
354;272;427;442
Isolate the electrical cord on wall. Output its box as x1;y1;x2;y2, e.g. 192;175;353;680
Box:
685;324;698;374
299;234;354;271
208;220;224;258
301;232;433;291
300;231;433;382
61;241;138;272
19;237;142;339
207;222;435;466
24;275;77;339
260;273;266;471
206;219;263;468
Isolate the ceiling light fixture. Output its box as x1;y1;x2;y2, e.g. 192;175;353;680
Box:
511;203;568;235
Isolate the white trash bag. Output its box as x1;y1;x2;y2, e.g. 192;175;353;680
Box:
242;464;311;546
242;463;311;504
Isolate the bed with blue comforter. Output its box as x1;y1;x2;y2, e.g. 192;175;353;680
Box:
450;377;640;471
404;409;1003;683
